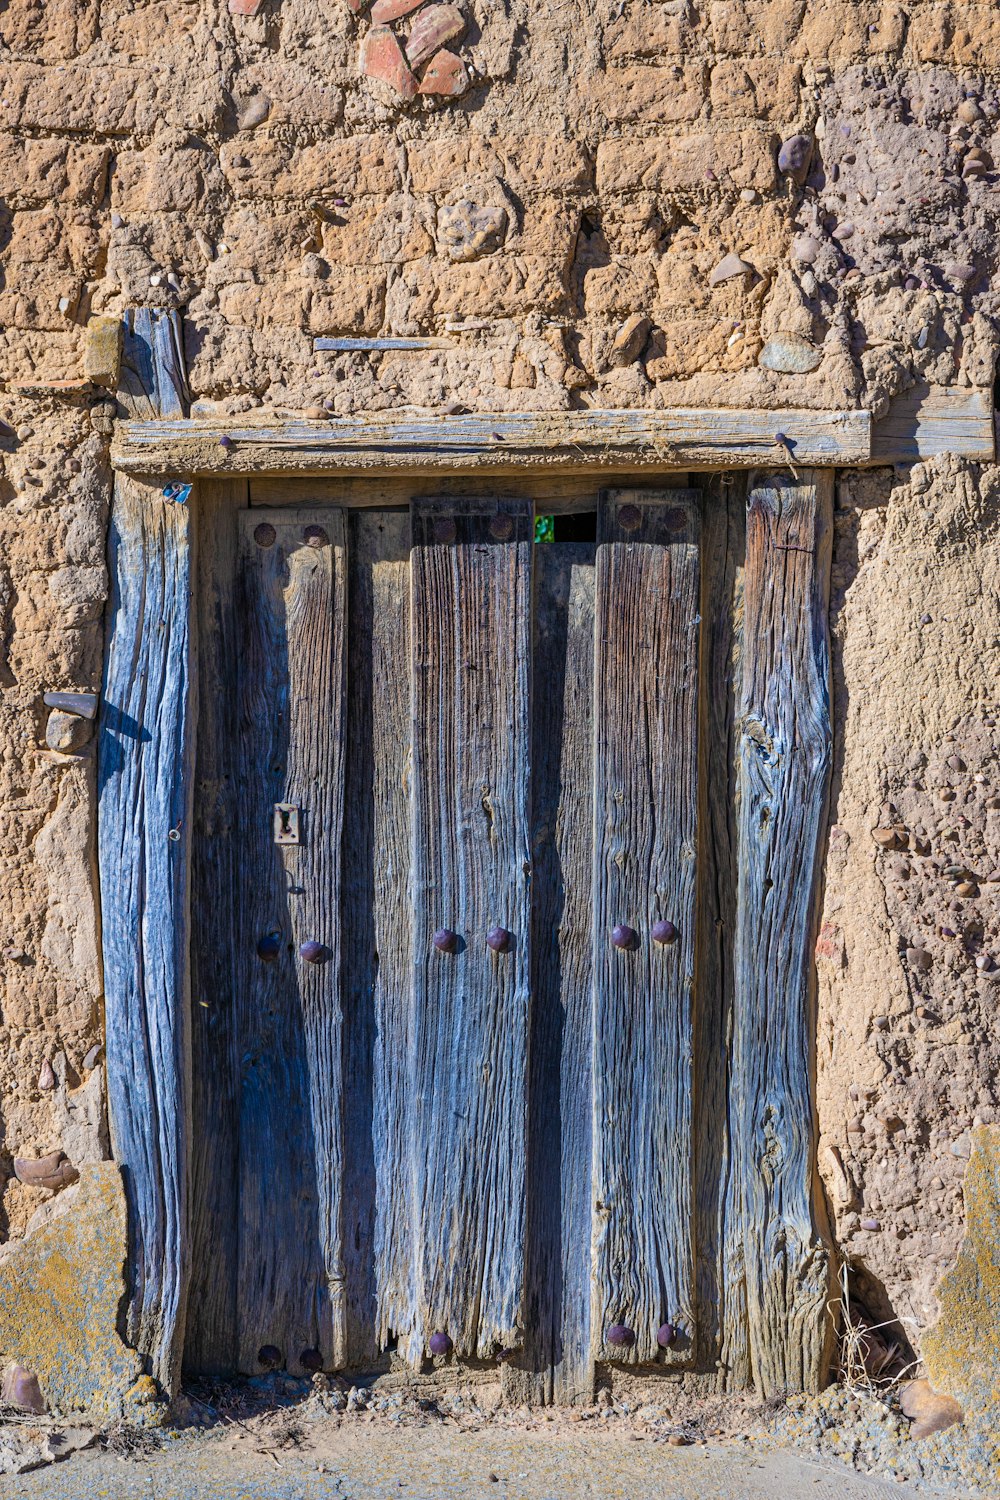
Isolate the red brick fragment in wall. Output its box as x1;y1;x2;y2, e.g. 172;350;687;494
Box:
228;0;265;14
419;48;469;96
372;0;425;20
405;4;465;69
360;26;418;99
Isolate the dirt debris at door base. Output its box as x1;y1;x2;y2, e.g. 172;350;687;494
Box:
0;1376;984;1496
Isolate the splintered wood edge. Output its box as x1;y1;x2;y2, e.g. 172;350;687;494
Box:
112;409;873;475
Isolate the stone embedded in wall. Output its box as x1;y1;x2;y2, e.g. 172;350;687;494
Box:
759;332;823;373
45;710;92;755
610;313;651;367
436;200;507;262
922;1127;1000;1417
82;317;121;388
0;1165;144;1416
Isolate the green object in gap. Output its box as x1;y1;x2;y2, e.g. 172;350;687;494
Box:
535;515;555;544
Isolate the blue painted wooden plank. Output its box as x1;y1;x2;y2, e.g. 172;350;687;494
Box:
592;490;701;1367
120;308;188;421
730;471;835;1396
406;498;532;1363
97;473;194;1393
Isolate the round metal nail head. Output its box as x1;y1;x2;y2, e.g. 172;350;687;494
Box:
657;1322;676;1348
618;504;642;532
429;1331;453;1356
304;525;328;548
652;920;679;945
486;926;511;952
299;940;327;964
433;517;457;544
258;1345;282;1369
611;924;637;950
489;513;514;540
433;928;458;953
606;1323;636;1348
257;931;282;961
254;523;276;548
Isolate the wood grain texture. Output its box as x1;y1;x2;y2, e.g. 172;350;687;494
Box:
693;477;749;1387
113;409;872;475
119;307;189;420
408;497;532;1362
97;473;194;1393
523;543;596;1404
592;489;701;1367
186;478;247;1376
731;471;835;1397
871;383;995;463
235;508;348;1375
341;509;413;1367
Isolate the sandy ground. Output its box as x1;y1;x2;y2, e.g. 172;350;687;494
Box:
0;1423;949;1500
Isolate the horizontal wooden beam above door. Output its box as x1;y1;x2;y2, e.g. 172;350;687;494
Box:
112;407;871;475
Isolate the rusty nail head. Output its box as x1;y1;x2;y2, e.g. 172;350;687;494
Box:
258;1344;282;1369
486;926;511;952
657;1322;676;1348
300;940;327;964
433;517;457;544
429;1330;453;1356
433;927;458;953
611;924;637;950
489;513;514;541
300;1348;324;1372
652;919;679;945
618;504;642;532
304;525;329;548
254;523;276;548
257;931;282;961
664;507;688;531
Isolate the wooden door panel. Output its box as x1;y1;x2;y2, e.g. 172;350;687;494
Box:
407;497;533;1361
592;489;701;1365
341;510;413;1367
235;508;348;1374
525;541;597;1404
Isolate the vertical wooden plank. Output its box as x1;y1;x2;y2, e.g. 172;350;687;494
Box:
693;475;748;1387
97;472;195;1393
524;542;596;1405
235;508;348;1375
186;477;247;1375
408;497;532;1362
119;308;189;420
342;509;413;1367
731;470;835;1397
592;488;701;1367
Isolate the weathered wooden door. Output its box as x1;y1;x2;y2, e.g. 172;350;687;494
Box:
184;480;831;1398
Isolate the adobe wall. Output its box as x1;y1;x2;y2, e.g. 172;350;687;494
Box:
1;0;999;1399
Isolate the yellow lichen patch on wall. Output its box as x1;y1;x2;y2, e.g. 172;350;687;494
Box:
0;1165;144;1417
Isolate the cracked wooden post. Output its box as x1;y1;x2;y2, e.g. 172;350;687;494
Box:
97;473;195;1394
729;469;836;1397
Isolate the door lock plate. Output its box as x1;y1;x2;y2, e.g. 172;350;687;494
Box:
273;803;302;845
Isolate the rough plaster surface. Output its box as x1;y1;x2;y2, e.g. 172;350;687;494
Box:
0;0;998;1434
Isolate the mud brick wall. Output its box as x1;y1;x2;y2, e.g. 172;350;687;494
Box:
1;0;1000;1371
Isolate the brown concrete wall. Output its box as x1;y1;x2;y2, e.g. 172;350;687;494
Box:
1;0;999;1381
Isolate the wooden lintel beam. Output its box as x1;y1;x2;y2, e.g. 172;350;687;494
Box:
112;408;871;475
